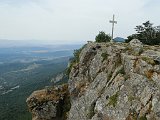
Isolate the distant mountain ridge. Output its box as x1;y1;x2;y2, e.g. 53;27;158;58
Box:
0;39;83;50
114;37;125;42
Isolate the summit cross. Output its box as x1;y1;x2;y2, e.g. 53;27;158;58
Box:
109;14;117;42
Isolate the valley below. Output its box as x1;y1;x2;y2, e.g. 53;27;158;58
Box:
0;45;80;120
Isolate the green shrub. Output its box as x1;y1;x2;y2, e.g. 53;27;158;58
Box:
126;21;160;45
95;31;111;43
108;92;119;107
66;45;86;76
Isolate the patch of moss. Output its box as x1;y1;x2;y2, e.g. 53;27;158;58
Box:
108;92;119;107
128;95;135;102
141;56;156;65
139;115;147;120
101;52;109;62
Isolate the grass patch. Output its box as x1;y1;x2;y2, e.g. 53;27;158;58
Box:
108;92;119;107
141;56;156;65
128;95;135;102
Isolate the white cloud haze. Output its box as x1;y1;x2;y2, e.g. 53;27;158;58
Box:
0;0;159;44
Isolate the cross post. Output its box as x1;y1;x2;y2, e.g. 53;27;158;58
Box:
109;14;117;42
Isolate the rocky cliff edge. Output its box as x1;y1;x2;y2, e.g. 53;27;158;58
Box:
27;39;160;120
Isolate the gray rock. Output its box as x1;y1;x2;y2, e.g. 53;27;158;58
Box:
68;42;160;120
129;39;143;55
129;39;143;48
27;41;160;120
26;84;70;120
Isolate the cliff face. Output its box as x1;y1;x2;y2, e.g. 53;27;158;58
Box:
26;84;70;120
27;39;160;120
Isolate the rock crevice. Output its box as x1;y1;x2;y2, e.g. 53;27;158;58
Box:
27;39;160;120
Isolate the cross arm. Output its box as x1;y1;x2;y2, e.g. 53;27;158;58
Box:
109;20;117;24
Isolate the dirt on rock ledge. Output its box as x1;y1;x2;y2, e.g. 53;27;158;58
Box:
27;39;160;120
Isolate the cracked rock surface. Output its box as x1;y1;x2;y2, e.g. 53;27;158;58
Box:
68;40;160;120
27;39;160;120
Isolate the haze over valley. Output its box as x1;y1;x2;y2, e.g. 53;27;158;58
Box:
0;40;81;120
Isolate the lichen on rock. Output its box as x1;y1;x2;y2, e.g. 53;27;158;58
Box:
27;39;160;120
26;84;70;120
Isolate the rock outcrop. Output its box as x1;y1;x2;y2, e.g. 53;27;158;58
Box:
27;39;160;120
26;84;70;120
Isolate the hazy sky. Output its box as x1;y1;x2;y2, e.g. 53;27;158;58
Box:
0;0;159;44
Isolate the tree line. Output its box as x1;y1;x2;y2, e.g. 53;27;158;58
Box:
95;21;160;45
